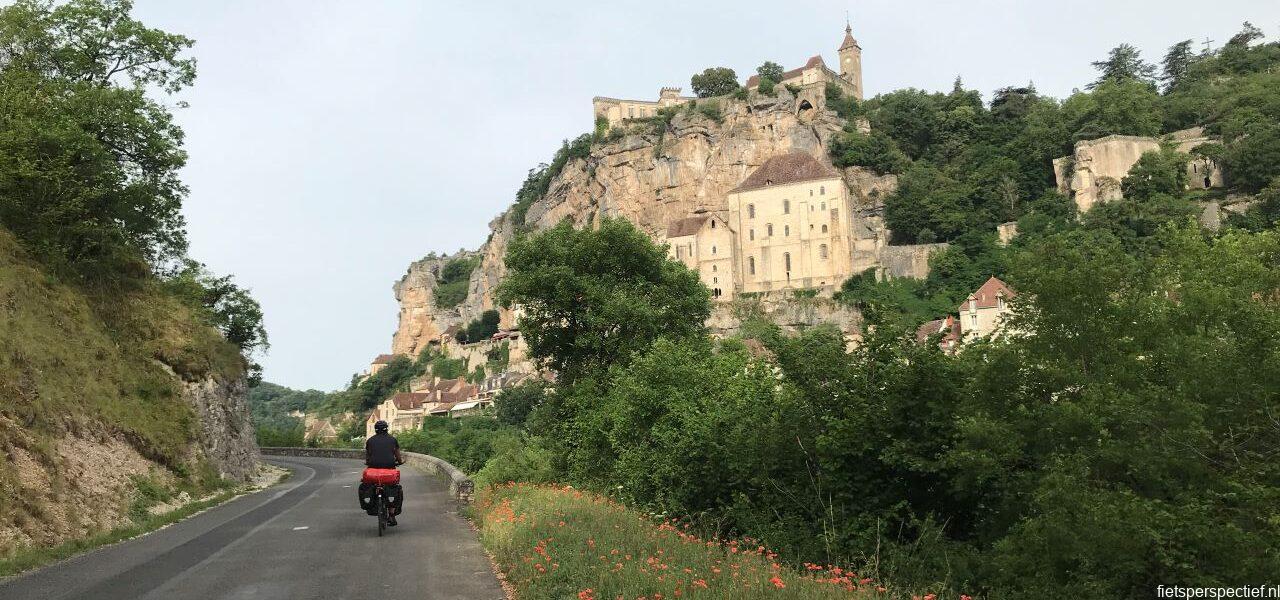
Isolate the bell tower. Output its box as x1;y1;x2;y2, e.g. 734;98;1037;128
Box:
838;21;863;100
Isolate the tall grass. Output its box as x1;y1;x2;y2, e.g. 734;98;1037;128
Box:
474;483;961;600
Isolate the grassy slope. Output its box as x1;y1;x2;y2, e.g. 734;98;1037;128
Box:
0;228;244;547
474;483;951;600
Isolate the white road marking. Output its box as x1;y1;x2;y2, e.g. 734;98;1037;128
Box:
292;526;309;531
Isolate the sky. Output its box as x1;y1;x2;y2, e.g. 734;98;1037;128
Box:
128;0;1280;391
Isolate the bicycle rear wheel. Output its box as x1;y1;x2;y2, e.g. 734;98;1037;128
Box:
377;496;386;537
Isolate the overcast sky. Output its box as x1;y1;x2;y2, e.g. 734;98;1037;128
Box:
130;0;1279;391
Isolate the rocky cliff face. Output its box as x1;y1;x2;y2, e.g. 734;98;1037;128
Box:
391;88;911;356
180;372;258;481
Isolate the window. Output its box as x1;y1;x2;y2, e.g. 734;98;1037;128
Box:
688;243;693;255
748;256;756;274
749;229;755;241
970;313;978;327
997;295;1005;310
819;185;825;195
809;224;814;230
713;276;718;284
821;201;826;210
784;252;792;272
783;200;790;214
767;224;773;236
747;204;755;219
711;245;717;255
821;224;828;233
628;107;635;118
711;220;716;229
712;264;718;272
784;225;790;237
819;244;828;259
809;205;814;212
809;189;814;196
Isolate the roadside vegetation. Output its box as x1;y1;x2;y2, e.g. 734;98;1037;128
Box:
0;0;269;559
475;483;931;600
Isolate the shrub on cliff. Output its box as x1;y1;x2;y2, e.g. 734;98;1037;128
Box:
690;66;739;98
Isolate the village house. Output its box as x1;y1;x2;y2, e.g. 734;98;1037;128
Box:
666;212;737;299
365;391;431;438
959;276;1016;341
726;152;854;295
915;314;960;353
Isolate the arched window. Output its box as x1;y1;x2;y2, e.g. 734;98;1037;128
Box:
821;224;828;233
784;252;792;272
767;224;773;236
747;204;756;218
748;256;756;275
712;264;718;272
784;225;790;237
711;245;717;255
783;200;790;214
819;244;828;259
711;220;716;228
713;276;718;284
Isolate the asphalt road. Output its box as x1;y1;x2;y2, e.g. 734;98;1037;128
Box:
0;456;505;600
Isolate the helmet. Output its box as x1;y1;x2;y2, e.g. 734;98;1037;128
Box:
374;420;388;432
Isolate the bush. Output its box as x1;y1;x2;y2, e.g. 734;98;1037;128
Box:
695;100;722;123
689;67;739;98
435;256;479;309
829;130;909;175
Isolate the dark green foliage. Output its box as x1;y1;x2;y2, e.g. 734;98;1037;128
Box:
163;260;268;382
1222;123;1280;193
689;67;739;98
1120;147;1188;200
829;130;908;175
434;255;479;309
494;380;548;427
0;0;195;278
497;218;710;383
756;78;775;96
694;100;722;123
824;82;861;120
1226;178;1280;231
755;61;784;84
1064;79;1164;140
398;417;520;474
1160;39;1197;93
456;308;501;343
344;355;417;411
1089;43;1157;88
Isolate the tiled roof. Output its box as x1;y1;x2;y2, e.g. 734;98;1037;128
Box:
745;55;826;88
731;152;841;193
667;216;709;238
390;392;431;410
840;26;859;51
372;354;396;364
427;403;455;415
959;277;1015;312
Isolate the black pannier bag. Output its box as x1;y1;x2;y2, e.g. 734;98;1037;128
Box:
358;482;376;514
384;484;404;513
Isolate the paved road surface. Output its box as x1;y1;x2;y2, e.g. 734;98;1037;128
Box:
0;456;505;600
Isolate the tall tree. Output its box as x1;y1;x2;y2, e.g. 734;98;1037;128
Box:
497;219;710;383
1160;39;1196;93
1089;43;1157;89
755;61;784;84
1226;21;1264;48
689;67;739;98
0;0;196;276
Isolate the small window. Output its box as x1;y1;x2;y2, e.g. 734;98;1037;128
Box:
712;245;717;255
821;202;826;210
748;204;756;219
820;185;825;195
971;313;978;326
784;252;792;272
629;107;635;118
809;189;814;196
712;264;718;272
783;200;790;214
688;243;693;254
819;244;828;259
711;220;716;229
809;205;814;212
767;224;773;236
748;256;756;274
749;229;755;241
810;224;814;230
713;276;718;284
784;225;790;237
821;224;828;233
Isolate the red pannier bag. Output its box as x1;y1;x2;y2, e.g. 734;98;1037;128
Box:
361;468;400;485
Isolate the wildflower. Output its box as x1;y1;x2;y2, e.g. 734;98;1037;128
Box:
769;576;785;589
578;589;596;600
693;579;708;589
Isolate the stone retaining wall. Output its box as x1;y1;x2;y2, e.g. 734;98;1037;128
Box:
260;447;475;502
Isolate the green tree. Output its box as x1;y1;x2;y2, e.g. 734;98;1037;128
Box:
1222;123;1280;193
829;130;909;175
1063;79;1163;140
497;218;710;383
1160;39;1196;93
1089;43;1157;89
689;67;739;98
755;61;784;84
1120;147;1188;200
883;162;974;243
494;380;548;427
0;0;195;276
1225;21;1264;48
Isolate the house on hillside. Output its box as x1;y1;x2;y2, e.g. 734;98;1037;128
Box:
916;315;960;353
958;276;1016;342
365;392;431;437
666;212;736;299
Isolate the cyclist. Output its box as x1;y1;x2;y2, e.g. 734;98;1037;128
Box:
364;420;404;525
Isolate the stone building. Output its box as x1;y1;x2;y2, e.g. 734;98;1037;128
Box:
726;152;853;295
958;276;1016;342
593;23;863;127
666;212;737;299
368;353;396;376
1053;127;1224;213
745;23;863;101
365;391;431;437
593;87;697;128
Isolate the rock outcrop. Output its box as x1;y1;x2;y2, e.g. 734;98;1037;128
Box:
1053;127;1225;213
390;88;932;356
179;373;258;481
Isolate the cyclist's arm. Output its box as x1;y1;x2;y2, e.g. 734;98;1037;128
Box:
394;447;404;465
